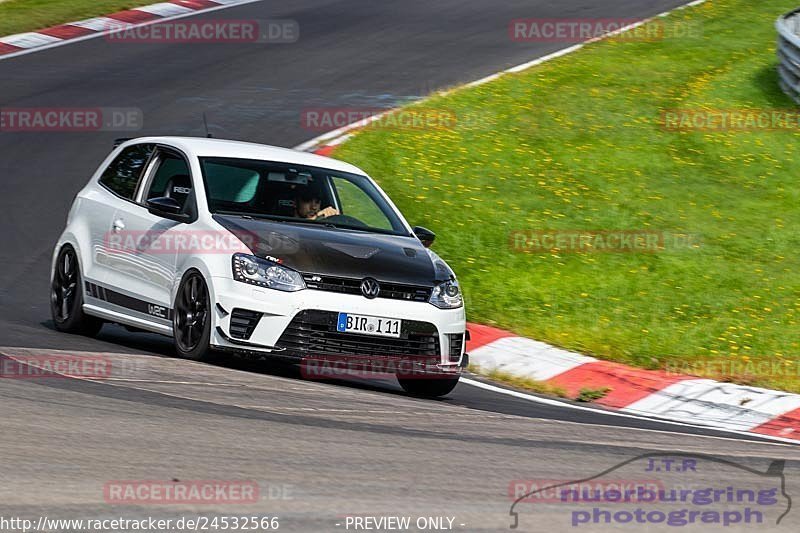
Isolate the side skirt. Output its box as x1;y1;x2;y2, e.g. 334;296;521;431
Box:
82;280;173;336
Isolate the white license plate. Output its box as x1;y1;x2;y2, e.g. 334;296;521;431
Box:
337;313;402;338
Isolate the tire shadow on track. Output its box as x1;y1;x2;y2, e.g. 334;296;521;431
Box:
42;320;428;399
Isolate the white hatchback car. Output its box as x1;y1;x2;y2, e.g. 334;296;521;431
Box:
51;137;467;396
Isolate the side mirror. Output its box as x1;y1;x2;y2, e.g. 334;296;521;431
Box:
413;226;436;248
147;197;189;222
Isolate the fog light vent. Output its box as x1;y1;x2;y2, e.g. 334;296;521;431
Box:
447;333;465;362
229;308;262;340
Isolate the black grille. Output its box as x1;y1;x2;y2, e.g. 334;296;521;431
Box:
229;308;262;340
276;310;440;358
447;333;465;362
302;274;432;302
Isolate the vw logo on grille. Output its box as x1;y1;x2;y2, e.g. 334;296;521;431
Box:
360;278;381;299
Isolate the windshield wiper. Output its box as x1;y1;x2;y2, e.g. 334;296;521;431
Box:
215;211;384;234
279;218;339;229
216;211;341;229
215;210;285;222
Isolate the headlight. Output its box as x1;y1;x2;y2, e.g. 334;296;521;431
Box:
232;253;305;292
429;279;463;309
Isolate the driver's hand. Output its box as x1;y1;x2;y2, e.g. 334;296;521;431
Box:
314;207;340;219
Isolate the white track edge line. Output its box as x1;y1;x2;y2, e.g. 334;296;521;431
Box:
460;378;799;446
85;374;800;448
292;0;708;152
0;0;269;62
3;348;794;446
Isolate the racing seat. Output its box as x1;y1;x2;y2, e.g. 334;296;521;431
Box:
164;174;192;211
258;182;298;217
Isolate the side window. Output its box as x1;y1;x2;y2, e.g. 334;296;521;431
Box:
99;144;154;200
203;161;260;204
146;152;193;212
330;176;394;230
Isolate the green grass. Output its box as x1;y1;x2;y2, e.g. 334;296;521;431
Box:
576;387;612;403
0;0;152;37
468;366;567;398
334;0;800;392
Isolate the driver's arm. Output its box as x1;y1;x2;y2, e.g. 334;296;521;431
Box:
314;206;340;219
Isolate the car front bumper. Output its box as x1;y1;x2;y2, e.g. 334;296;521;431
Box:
209;277;467;374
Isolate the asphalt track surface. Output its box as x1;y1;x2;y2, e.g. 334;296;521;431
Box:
1;0;799;531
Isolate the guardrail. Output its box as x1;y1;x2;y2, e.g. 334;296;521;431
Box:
777;9;800;104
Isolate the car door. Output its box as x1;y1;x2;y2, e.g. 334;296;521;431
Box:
103;146;197;328
85;143;155;298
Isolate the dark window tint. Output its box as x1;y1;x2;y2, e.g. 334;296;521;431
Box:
199;157;407;235
99;144;154;199
146;154;193;211
147;155;192;200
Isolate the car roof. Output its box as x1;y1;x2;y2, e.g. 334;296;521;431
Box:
121;136;366;176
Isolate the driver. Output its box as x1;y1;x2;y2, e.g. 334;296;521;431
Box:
295;187;340;220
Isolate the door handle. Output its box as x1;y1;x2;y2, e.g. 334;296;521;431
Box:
112;219;125;233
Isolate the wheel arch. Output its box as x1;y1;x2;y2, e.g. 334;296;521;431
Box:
51;237;84;284
172;261;215;309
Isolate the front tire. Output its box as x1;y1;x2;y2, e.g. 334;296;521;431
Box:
50;245;103;336
173;271;213;361
398;376;460;397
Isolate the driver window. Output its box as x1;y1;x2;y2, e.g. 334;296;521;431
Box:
146;153;193;212
330;176;393;230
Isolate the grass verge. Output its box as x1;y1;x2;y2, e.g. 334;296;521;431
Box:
0;0;154;37
334;0;800;392
468;366;567;398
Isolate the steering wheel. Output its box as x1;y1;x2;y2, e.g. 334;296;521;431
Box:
319;214;367;227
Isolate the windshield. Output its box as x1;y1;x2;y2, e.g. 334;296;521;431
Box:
199;157;408;235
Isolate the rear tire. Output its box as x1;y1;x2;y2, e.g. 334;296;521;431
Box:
398;376;460;397
173;271;214;361
50;245;103;336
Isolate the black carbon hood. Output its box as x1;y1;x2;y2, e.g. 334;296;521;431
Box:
214;214;444;286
